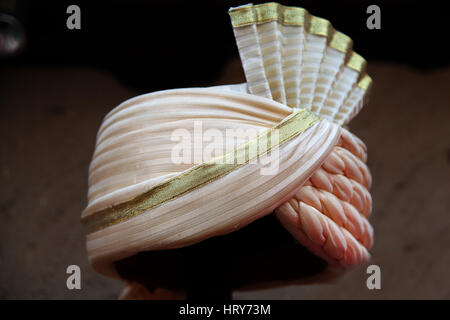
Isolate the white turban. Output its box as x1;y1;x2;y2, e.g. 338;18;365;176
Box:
82;3;374;288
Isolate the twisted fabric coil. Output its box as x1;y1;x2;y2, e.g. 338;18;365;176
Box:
276;128;373;267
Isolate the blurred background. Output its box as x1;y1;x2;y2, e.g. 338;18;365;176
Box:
1;0;450;299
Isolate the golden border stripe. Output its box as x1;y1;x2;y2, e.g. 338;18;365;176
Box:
308;16;331;37
230;3;309;27
229;5;255;27
254;3;279;24
346;52;367;72
82;109;320;234
358;74;372;90
282;7;307;26
329;31;352;53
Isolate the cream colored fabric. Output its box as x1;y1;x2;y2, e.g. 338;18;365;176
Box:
311;46;346;114
84;87;288;217
83;2;374;281
281;25;304;109
299;33;328;109
232;24;273;98
226;3;374;267
257;21;286;104
276;128;373;266
229;3;371;126
83;88;341;277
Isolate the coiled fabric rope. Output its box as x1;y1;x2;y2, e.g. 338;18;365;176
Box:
276;128;373;267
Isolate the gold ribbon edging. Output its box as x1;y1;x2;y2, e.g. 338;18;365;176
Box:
82;109;320;234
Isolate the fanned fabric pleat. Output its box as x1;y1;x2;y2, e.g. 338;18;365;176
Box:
229;3;372;125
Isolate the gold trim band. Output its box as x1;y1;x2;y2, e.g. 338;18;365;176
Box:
82;109;320;234
282;6;307;26
254;2;280;24
330;31;353;54
229;4;255;27
358;74;372;91
309;16;331;37
230;3;307;27
346;52;367;73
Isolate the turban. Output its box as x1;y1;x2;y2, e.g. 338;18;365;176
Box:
82;3;374;294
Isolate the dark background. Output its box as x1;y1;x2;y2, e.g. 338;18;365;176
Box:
1;0;450;299
3;0;450;90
